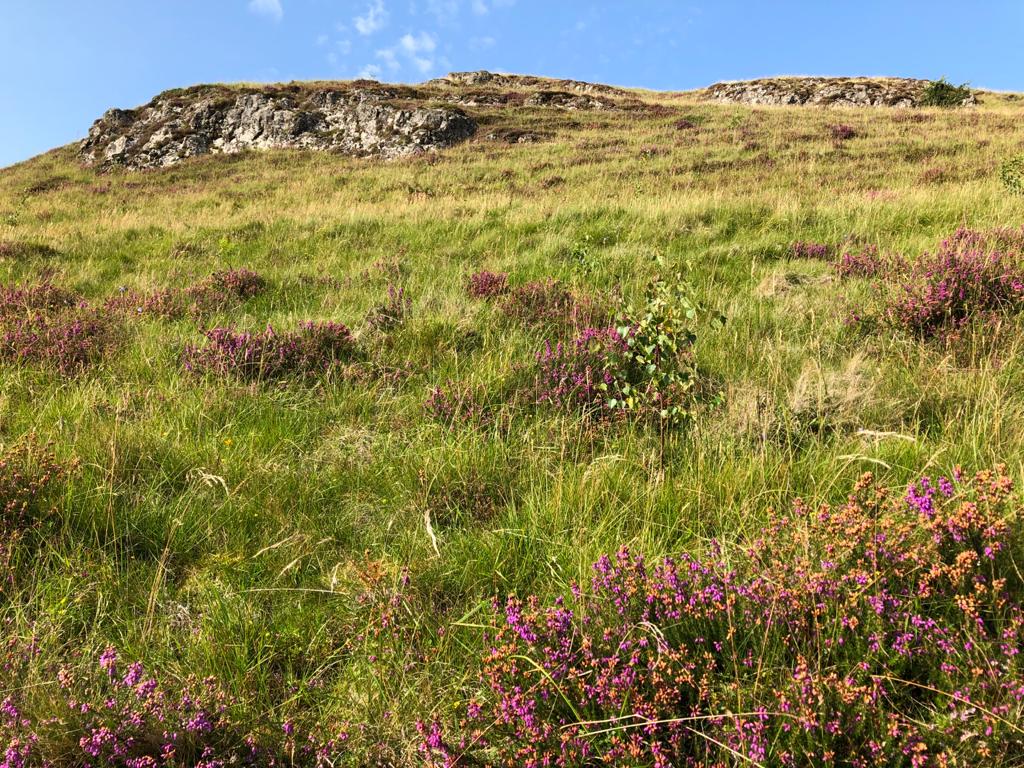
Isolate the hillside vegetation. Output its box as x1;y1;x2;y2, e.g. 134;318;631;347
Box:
1;75;1024;766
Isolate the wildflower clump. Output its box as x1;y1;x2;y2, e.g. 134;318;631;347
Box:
465;270;510;299
106;268;268;319
535;326;626;413
501;279;575;325
424;381;493;427
182;321;357;381
0;646;354;767
829;123;857;142
1;441;65;532
365;284;411;332
883;229;1024;338
0;282;121;374
425;466;1024;767
836;243;885;278
791;241;832;260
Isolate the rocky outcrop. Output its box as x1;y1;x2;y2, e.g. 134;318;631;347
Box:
79;86;476;170
429;71;627;97
704;77;976;107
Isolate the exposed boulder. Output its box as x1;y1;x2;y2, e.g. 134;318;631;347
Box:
524;90;616;110
429;71;628;97
704;77;976;108
79;85;477;170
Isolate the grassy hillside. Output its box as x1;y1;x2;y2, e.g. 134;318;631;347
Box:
2;81;1024;765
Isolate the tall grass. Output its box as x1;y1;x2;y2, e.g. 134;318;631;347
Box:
0;82;1023;764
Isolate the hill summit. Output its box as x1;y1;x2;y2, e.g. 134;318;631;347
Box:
77;73;980;171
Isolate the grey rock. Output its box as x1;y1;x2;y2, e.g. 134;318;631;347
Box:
704;77;976;108
429;70;628;97
79;86;476;170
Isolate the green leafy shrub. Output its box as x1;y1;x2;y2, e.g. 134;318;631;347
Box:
920;77;972;107
1001;154;1024;195
606;266;723;425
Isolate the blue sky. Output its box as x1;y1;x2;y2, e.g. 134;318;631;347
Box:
2;1;1023;168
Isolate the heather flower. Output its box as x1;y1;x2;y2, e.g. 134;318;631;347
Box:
846;227;1024;340
535;326;625;413
836;244;884;278
0;284;121;374
182;321;357;381
365;284;411;332
884;241;1024;337
105;268;267;320
0;642;359;766
466;270;510;299
424;381;493;427
0;283;79;317
791;241;832;260
830;124;857;142
439;465;1024;766
501;279;605;330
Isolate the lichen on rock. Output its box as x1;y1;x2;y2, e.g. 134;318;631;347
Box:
704;76;976;108
79;84;477;170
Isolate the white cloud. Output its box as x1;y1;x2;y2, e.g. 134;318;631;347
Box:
376;47;400;71
367;30;440;80
471;0;488;14
399;32;437;73
316;33;329;46
400;31;436;54
469;35;495;50
424;0;459;23
358;64;384;80
248;0;283;21
354;0;388;35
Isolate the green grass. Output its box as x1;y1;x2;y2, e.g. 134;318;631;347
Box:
2;83;1024;763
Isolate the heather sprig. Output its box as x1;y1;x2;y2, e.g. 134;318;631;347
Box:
836;244;885;278
182;321;357;381
0;302;121;374
365;283;412;332
466;270;510;299
106;268;268;320
424;380;494;427
791;241;832;260
428;466;1024;767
